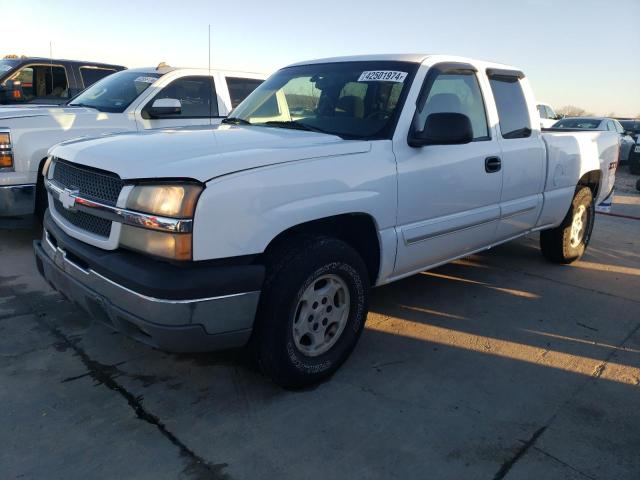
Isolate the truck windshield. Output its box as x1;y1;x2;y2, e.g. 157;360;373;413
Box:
0;60;19;76
228;61;418;139
68;71;162;113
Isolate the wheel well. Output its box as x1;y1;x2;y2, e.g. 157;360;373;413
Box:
577;170;601;198
34;157;48;200
261;213;381;285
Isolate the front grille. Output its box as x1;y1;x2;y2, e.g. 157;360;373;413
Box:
50;159;122;238
53;198;112;238
53;160;123;205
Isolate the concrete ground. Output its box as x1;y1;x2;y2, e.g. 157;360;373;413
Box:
1;183;639;479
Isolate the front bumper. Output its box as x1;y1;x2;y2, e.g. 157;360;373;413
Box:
34;213;264;352
0;183;35;217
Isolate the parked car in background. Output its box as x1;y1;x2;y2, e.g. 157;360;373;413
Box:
0;65;265;220
34;54;619;388
536;102;561;128
628;134;640;174
618;119;640;141
552;116;635;163
0;55;125;105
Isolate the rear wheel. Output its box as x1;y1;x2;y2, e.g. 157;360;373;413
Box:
540;186;594;264
252;236;370;389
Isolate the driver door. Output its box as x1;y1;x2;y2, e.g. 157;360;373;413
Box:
392;63;503;278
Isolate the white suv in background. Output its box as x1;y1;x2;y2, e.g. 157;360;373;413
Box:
0;65;265;220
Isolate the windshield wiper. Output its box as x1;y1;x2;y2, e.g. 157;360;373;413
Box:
263;120;332;135
67;103;97;110
222;117;251;125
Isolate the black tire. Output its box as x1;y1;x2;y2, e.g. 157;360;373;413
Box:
252;235;370;389
630;157;640;175
540;186;594;264
34;164;49;226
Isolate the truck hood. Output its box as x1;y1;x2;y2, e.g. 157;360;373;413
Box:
50;125;371;182
0;105;97;120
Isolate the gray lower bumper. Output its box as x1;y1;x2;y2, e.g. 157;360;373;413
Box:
0;184;36;217
34;233;260;352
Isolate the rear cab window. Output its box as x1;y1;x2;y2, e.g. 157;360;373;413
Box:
487;71;531;139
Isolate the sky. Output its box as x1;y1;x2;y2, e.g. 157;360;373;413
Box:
3;0;639;117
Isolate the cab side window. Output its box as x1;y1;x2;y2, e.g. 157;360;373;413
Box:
151;76;218;117
6;64;69;101
537;105;547;119
613;121;624;134
545;106;556;119
489;75;531;139
80;67;117;88
417;71;489;141
226;77;263;109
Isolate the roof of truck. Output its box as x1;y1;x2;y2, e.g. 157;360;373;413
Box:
10;57;125;69
287;54;520;71
124;66;267;77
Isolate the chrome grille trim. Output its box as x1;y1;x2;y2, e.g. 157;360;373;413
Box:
53;198;112;238
46;178;193;234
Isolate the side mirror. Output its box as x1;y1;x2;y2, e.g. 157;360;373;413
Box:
145;98;181;118
408;112;473;147
4;80;24;101
554;114;565;120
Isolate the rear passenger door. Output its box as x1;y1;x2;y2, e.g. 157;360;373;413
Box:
393;62;503;277
487;70;545;241
138;75;218;129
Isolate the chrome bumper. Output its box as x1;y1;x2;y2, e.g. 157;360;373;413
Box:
0;184;36;217
34;230;260;352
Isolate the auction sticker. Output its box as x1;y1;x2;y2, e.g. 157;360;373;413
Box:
358;71;407;82
134;76;157;84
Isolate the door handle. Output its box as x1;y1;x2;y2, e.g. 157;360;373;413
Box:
485;156;501;173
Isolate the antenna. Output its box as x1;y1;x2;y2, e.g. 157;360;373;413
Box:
49;41;54;95
208;24;213;119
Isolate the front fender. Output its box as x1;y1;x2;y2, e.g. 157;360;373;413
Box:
192;142;397;261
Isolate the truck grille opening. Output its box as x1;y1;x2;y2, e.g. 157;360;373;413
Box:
53;198;112;238
51;159;123;238
52;159;124;205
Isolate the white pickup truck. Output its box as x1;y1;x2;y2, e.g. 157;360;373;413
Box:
34;54;619;388
0;65;264;220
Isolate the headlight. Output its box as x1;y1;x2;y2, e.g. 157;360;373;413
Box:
0;130;13;169
126;183;202;218
120;182;203;260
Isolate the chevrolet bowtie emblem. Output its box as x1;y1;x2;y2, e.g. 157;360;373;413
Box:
60;188;79;210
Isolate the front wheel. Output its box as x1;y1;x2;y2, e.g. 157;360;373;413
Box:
252;236;370;389
540;186;594;264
